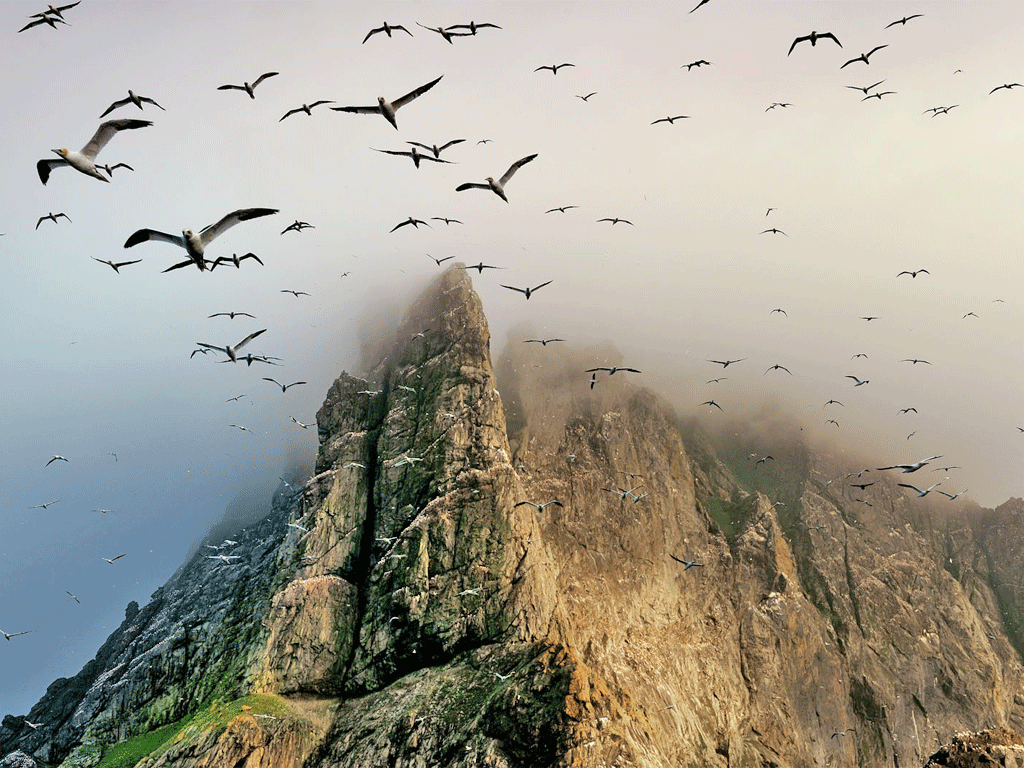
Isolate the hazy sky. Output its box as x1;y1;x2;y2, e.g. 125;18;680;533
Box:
3;0;1024;720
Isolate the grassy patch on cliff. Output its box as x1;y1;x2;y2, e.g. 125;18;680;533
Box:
96;694;290;767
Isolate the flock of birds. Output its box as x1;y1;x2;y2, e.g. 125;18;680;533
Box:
4;0;1024;738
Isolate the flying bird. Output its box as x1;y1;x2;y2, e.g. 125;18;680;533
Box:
901;358;931;365
28;2;81;20
18;14;68;32
841;45;888;69
990;83;1024;95
37;119;152;185
431;217;462;226
525;338;565;346
897;482;942;497
460;262;502;273
937;489;968;500
29;500;60;509
332;75;443;130
770;308;788;316
846;80;886;94
878;456;942;473
226;395;246;402
765;102;793;111
587;366;641;375
279;101;335;121
851;353;868;359
764;364;792;375
924;105;958;116
788;31;842;56
846;375;869;386
456;154;538;202
546;205;578;214
860;316;880;321
446;21;502;35
898;407;918;415
826;419;840;427
217;72;279;98
670;555;703;569
651;116;690;125
689;0;712;12
229;424;252;433
281;220;314;235
99;90;165;118
597;217;634;225
885;14;923;28
683;60;712;70
210;252;264;270
707;378;727;384
576;92;598;101
36;212;71;229
850;482;874;490
415;23;470;44
373;147;453;168
196;329;267;362
290;416;311;429
102;554;127;564
501;281;552;299
701;400;723;411
513;500;564;510
862;91;896;101
407;139;465;158
96;162;134;176
92;257;141;273
708;358;745;367
824;400;844;408
1;629;33;641
45;455;68;466
124;208;277;272
761;228;787;236
65;591;80;603
209;311;255;319
426;254;455;266
897;269;929;278
363;22;413;43
534;63;575;75
263;378;307;392
391;216;431;232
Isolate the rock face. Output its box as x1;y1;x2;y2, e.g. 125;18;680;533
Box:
3;266;1024;768
923;728;1024;768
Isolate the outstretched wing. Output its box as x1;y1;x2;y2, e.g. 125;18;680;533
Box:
788;35;809;55
530;280;553;292
456;182;491;192
80;119;153;160
37;158;67;185
393;75;444;109
499;154;538;186
332;104;379;114
235;328;267;350
501;285;528;295
98;97;131;119
252;72;279;88
124;229;185;249
200;208;278;245
440;138;466;151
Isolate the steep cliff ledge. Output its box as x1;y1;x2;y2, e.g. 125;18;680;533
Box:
3;266;1024;768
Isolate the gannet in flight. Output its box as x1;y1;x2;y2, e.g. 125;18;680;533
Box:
990;83;1024;95
456;154;538;202
545;205;578;214
209;311;255;320
391;216;431;232
493;671;513;681
683;60;712;70
92;257;141;273
374;147;452;168
501;280;552;299
280;101;335;121
901;358;932;365
416;23;470;44
29;500;60;509
281;289;310;297
897;269;929;278
46;455;68;466
878;456;941;473
576;92;598;101
841;45;888;69
524;338;564;346
407;139;465;158
701;400;723;411
937;489;968;500
431;217;462;225
761;228;787;236
534;63;575;75
363;21;413;43
208;554;241;564
37;119;152;185
217;72;279;98
862;91;896;101
427;254;455;266
670;555;703;570
36;211;71;229
29;2;81;20
461;262;502;273
708;358;745;367
846;80;886;95
651;116;690;125
102;554;127;564
597;217;634;225
124;208;277;272
897;482;941;497
788;31;842;55
764;364;792;375
263;378;307;392
66;591;80;603
290;416;311;429
99;90;165;119
514;500;564;510
447;21;502;35
587;366;641;375
332;75;443;130
196;329;267;362
1;629;33;641
846;375;869;386
885;14;923;28
18;14;68;32
210;252;263;270
97;162;134;176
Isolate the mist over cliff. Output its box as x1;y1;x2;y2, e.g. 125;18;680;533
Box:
3;268;1023;768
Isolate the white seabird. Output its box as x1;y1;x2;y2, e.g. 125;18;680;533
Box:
217;72;279;99
332;75;443;130
99;90;165;119
197;329;267;362
37;119;152;185
123;208;278;272
456;154;538;202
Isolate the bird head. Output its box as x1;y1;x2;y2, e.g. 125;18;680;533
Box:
486;176;496;183
52;148;69;158
378;96;386;105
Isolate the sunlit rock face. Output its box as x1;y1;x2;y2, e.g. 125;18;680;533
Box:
4;265;1024;768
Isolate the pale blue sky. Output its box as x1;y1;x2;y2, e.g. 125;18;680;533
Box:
2;0;1023;719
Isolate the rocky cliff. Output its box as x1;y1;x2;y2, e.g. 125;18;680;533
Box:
3;266;1023;768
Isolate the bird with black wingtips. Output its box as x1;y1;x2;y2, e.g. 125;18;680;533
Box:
878;456;942;473
525;338;565;346
123;208;277;272
391;217;431;233
427;254;455;266
846;375;869;386
898;482;942;497
761;228;787;235
546;205;578;214
280;101;335;121
841;45;888;69
502;281;552;299
652;115;690;125
764;364;792;375
460;262;502;273
210;252;263;271
196;329;267;362
897;269;929;278
598;217;634;225
45;454;68;466
92;257;141;273
535;63;575;75
332;75;443;130
446;21;502;35
701;400;723;411
407;138;465;158
708;358;745;367
990;83;1024;95
263;378;306;393
683;60;712;70
363;21;413;43
36;212;71;229
209;311;255;320
416;23;471;44
217;72;279;99
99;90;165;119
765;102;793;111
670;555;703;569
28;2;80;20
587;366;641;375
97;162;134;177
576;92;598;101
37;119;152;185
846;80;885;95
514;500;564;510
373;146;453;168
862;91;896;101
885;14;923;28
19;14;68;32
456;154;538;202
788;31;842;55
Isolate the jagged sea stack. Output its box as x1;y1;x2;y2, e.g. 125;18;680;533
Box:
3;265;1024;768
